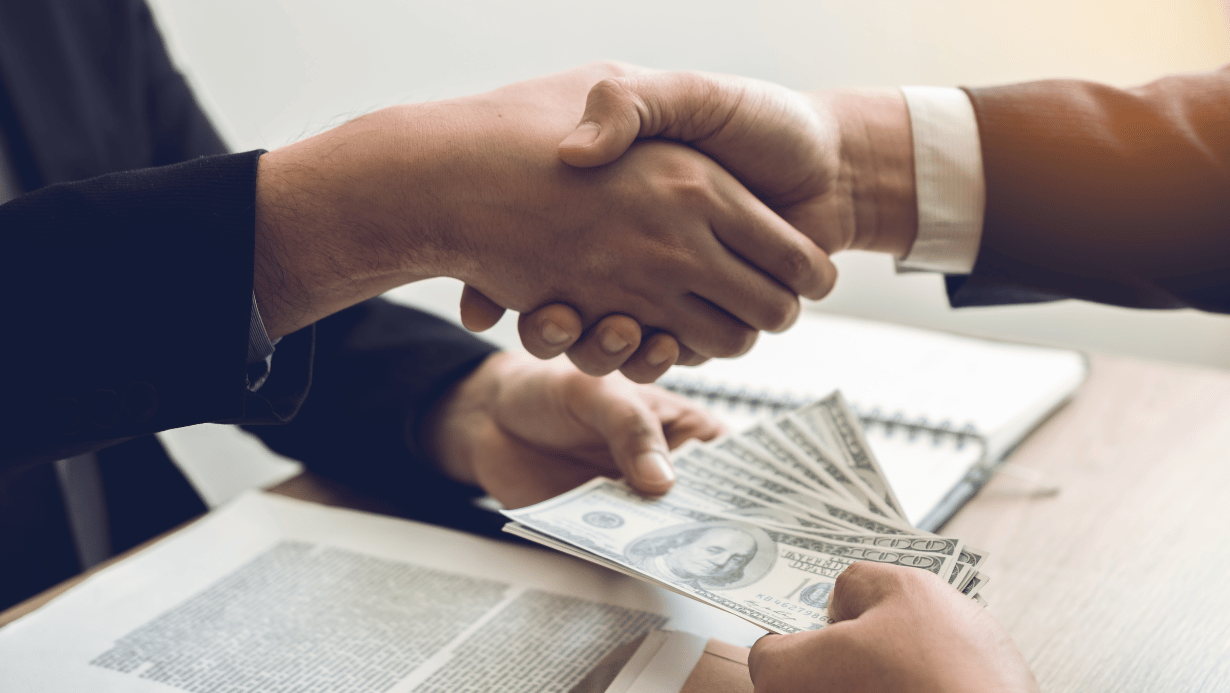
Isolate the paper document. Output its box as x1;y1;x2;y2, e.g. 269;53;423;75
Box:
0;493;764;692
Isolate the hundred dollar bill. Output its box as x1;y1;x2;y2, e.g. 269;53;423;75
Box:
715;433;844;499
504;523;975;612
674;447;950;552
772;411;900;521
603;465;963;567
512;485;963;569
503;478;953;634
664;487;969;568
670;471;861;534
625;472;852;535
678;444;848;513
743;421;874;510
792;394;907;520
959;546;989;569
770;416;898;519
959;570;990;596
949;562;971;587
672;451;916;535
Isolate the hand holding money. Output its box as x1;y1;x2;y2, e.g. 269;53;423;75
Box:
503;391;991;634
427;352;722;508
749;562;1039;693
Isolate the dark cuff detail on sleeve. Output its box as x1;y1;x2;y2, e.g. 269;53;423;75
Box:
226;323;315;426
945;274;1070;308
242;299;503;537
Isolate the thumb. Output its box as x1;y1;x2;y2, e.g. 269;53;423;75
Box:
747;633;789;686
828;561;927;623
559;72;740;168
459;285;507;332
569;376;676;495
558;76;646;168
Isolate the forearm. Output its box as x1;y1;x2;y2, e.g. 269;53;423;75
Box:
253;106;461;340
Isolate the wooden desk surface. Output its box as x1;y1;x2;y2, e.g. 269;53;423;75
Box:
944;354;1230;692
5;353;1230;691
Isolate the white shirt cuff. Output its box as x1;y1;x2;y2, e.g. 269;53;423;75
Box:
896;86;985;275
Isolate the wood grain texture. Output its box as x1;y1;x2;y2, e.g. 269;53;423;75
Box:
944;354;1230;691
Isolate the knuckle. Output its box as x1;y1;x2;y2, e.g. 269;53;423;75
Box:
587;59;626;76
761;295;801;333
811;260;838;300
590;75;630;102
619;364;658;385
659;164;717;208
707;325;758;358
777;243;821;292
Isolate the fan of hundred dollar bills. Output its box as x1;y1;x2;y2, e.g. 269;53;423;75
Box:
502;391;989;634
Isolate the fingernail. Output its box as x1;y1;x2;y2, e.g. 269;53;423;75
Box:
635;451;675;488
541;320;572;346
645;340;674;367
560;122;601;149
600;330;629;354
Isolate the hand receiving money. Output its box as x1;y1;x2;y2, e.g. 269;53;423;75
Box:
503;392;989;634
748;562;1039;693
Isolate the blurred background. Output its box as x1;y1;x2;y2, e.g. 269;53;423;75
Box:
144;0;1230;504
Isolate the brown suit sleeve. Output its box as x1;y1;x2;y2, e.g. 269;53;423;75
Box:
951;66;1230;312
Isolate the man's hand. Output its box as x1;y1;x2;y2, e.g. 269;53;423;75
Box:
423;352;722;509
747;562;1038;693
254;63;832;362
511;71;919;381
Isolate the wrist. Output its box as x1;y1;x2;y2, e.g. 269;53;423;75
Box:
252;107;459;339
811;88;918;257
423;352;510;485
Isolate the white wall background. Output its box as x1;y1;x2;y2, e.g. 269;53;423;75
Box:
145;0;1230;504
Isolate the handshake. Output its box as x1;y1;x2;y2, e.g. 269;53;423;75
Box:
254;62;918;379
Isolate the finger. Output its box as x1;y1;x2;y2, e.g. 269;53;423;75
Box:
661;189;816;333
562;314;644;376
568;376;676;495
472;426;604;509
687;243;802;335
748;634;789;686
639;385;725;445
675;343;708;367
617;332;679;384
829;561;931;623
710;183;838;303
518;304;584;359
557;77;646;168
559;72;739;169
665;293;761;359
459;285;507;332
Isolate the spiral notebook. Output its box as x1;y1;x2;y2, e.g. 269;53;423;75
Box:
659;312;1088;531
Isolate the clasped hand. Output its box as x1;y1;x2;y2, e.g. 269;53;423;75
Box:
255;63;834;365
460;66;857;381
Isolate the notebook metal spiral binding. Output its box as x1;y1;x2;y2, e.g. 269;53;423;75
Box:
658;376;984;451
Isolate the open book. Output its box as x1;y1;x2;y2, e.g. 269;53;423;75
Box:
659;312;1088;530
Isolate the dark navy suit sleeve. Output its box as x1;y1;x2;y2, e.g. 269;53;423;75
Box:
0;0;502;522
0;151;304;467
245;299;504;536
948;66;1230;313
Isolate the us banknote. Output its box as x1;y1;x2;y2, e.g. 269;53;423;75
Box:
504;478;956;634
501;391;991;632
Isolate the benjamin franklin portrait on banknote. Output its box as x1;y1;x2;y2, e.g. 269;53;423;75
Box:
624;521;777;590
